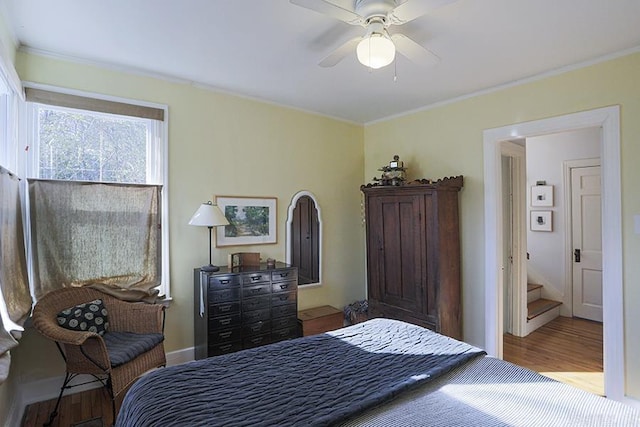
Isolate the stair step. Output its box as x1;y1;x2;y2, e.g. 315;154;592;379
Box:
527;283;543;293
527;298;562;320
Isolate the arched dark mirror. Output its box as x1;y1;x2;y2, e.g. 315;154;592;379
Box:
286;191;322;286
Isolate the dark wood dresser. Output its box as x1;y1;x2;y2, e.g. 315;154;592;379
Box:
194;262;299;359
361;176;463;339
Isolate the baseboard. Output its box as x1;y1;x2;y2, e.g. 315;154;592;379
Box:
6;387;24;427
166;346;194;366
16;346;195;420
623;396;640;410
525;306;560;335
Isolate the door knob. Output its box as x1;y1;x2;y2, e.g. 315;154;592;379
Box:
574;249;581;263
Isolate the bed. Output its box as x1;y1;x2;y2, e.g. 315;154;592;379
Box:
116;318;640;426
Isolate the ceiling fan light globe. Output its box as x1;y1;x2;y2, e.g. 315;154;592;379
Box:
356;33;395;69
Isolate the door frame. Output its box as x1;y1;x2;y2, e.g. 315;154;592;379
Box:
501;141;527;337
483;106;623;401
562;158;601;316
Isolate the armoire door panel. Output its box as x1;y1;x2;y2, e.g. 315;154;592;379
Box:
375;195;425;314
361;176;463;339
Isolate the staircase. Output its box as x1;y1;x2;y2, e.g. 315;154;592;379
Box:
527;283;562;334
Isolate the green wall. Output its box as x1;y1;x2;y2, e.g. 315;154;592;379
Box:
12;52;366;383
4;33;640;410
364;51;640;398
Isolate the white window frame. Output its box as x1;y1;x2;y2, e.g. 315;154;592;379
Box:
21;84;171;298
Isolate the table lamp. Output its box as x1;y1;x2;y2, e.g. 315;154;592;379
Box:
189;201;229;272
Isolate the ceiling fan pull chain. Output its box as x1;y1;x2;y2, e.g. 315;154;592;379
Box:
394;59;398;82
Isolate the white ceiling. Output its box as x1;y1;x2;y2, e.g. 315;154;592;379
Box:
3;0;640;124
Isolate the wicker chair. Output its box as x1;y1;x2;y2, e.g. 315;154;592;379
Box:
32;287;166;426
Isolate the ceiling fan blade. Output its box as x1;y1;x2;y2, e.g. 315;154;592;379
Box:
390;0;458;25
391;33;440;66
290;0;364;25
319;37;362;67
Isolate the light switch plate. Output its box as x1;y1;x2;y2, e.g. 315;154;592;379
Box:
635;215;640;235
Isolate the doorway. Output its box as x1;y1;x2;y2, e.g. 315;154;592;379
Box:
569;163;603;322
483;106;623;401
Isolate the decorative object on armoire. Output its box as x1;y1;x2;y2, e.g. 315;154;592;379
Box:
189;201;230;272
372;154;407;186
361;176;463;339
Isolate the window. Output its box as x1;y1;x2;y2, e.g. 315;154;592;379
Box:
24;87;170;298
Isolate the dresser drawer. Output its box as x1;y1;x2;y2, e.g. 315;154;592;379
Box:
272;280;296;293
271;269;297;283
242;308;270;324
243;334;271;349
210;326;242;343
209;314;241;331
242;272;270;285
272;303;297;318
272;315;297;330
209;287;240;303
242;284;271;298
242;296;270;312
209;341;243;357
210;302;241;317
272;326;299;342
272;291;297;307
208;274;240;288
243;320;271;336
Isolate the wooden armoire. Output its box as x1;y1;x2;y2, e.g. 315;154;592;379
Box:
361;176;463;339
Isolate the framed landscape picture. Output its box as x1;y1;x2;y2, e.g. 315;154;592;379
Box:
215;196;277;247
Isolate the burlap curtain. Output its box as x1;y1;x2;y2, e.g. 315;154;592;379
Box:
28;180;161;302
0;168;31;382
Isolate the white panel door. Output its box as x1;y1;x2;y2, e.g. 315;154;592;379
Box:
571;166;602;322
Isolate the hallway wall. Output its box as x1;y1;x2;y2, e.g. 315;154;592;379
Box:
526;127;601;308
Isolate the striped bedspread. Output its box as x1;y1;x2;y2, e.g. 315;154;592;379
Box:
116;318;485;426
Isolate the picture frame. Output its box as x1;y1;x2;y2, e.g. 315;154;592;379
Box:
530;210;552;232
215;196;277;247
531;185;553;207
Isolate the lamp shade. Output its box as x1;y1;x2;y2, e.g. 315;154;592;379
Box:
357;31;395;69
188;202;229;227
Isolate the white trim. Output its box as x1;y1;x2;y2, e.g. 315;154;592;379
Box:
19;47;360;126
500;141;527;337
483;106;624;401
623;397;640;411
285;190;323;287
562;158;601;317
365;46;640;126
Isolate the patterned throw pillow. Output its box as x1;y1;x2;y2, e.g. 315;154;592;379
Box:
57;299;109;336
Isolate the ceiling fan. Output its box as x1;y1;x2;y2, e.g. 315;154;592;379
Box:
290;0;455;69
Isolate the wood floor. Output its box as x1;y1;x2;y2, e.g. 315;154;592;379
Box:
22;387;120;427
22;315;603;426
504;315;603;396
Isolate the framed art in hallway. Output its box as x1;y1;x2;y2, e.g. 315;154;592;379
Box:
215;196;277;246
531;184;553;207
530;210;552;232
